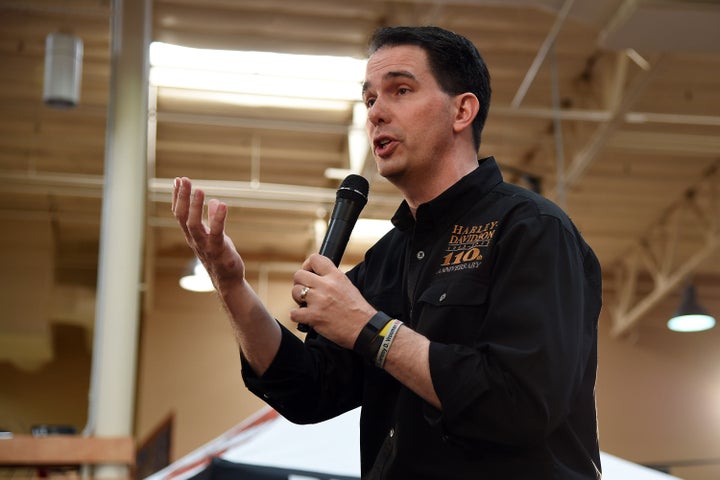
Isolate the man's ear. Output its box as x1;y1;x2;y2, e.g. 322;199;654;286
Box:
452;93;480;134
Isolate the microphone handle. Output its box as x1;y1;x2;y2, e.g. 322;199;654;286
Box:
297;218;353;333
296;180;368;333
319;218;353;267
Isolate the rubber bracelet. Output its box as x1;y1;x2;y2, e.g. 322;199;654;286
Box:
353;311;392;361
375;320;403;369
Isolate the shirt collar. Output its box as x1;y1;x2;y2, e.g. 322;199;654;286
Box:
391;156;503;232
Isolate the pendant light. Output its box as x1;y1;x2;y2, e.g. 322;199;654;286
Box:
667;283;716;332
179;258;215;292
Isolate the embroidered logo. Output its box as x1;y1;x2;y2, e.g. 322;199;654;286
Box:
436;221;498;274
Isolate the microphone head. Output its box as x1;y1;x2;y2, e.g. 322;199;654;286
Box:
337;174;369;206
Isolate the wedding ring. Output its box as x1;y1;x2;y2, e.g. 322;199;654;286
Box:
299;286;310;301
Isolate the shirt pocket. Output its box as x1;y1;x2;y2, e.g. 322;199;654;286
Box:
415;278;490;343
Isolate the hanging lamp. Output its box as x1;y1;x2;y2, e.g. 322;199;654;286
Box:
179;258;215;292
667;283;716;332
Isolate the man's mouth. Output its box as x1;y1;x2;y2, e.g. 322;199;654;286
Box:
374;136;396;156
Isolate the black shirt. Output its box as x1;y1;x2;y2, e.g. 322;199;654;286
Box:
242;157;602;479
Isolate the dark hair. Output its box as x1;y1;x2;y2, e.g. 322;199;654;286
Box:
368;26;491;150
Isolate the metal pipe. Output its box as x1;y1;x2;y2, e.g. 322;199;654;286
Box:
511;0;576;108
83;0;151;478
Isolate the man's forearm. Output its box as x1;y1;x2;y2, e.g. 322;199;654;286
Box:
218;278;282;376
382;326;441;409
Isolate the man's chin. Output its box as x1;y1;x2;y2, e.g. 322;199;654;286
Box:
377;168;401;185
375;159;402;181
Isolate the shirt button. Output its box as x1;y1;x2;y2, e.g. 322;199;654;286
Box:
416;250;425;260
439;293;447;302
389;428;395;438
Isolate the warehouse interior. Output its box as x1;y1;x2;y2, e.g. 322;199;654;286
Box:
1;0;719;478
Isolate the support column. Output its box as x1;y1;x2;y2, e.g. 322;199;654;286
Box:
85;0;151;477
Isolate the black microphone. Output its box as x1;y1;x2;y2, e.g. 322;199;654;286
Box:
298;174;369;332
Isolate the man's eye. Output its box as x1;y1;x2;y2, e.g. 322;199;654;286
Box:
365;98;376;108
398;87;409;95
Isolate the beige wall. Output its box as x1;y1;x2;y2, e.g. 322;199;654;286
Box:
596;301;720;480
0;324;91;435
135;267;301;460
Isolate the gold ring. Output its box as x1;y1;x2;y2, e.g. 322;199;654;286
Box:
299;286;310;301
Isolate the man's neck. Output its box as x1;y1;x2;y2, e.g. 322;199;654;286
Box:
399;154;478;217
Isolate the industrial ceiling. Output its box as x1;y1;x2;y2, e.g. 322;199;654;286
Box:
1;0;719;406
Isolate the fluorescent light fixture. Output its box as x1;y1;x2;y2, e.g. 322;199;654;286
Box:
149;42;367;110
158;88;354;111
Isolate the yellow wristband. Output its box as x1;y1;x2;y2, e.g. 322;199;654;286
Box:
374;320;403;369
378;320;393;338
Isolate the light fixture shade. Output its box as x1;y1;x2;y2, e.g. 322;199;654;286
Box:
667;284;716;332
179;258;215;292
43;32;83;108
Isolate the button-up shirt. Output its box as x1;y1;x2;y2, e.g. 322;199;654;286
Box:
243;157;602;479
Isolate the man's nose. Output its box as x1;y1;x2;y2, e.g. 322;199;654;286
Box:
367;99;388;126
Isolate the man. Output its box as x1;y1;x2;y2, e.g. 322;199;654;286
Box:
173;26;602;479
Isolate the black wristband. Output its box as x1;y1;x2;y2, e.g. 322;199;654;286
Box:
353;311;392;362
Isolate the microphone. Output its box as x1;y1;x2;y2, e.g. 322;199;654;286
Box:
298;174;369;332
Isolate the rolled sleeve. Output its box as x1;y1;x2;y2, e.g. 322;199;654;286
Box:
241;322;364;424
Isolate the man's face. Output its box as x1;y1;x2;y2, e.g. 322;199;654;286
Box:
362;45;456;186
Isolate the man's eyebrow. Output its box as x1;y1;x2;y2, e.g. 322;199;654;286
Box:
362;70;418;96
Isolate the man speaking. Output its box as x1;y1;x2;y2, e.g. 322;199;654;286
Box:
172;25;602;480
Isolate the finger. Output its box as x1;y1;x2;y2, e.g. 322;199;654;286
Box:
171;177;180;213
293;284;310;305
207;198;228;239
303;253;336;275
173;178;193;233
293;269;317;290
186;188;208;238
289;306;311;326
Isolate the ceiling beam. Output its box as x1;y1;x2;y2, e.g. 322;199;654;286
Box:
564;54;663;188
608;131;720;156
152;107;720;133
0;171;400;212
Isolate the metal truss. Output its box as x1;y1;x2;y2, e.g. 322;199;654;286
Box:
609;161;720;337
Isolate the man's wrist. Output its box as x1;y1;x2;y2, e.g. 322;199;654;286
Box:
353;311;392;363
374;319;403;369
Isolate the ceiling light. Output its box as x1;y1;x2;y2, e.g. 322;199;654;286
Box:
667;283;716;332
149;42;366;110
158;88;353;111
179;258;215;293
